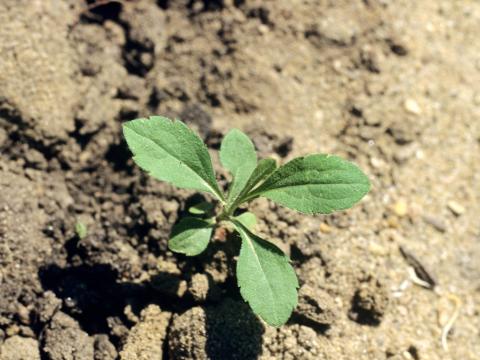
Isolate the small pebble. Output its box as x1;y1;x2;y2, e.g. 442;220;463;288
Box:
394;143;417;164
370;157;386;169
404;99;422;115
319;223;333;233
447;200;465;216
333;60;343;72
16;304;30;325
387;215;400;228
5;324;19;337
315;110;324;121
368;242;388;256
258;24;269;34
19;325;35;338
423;215;447;233
177;280;188;298
392;200;408;217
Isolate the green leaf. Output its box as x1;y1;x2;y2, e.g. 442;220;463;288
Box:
169;217;213;256
188;201;214;215
234;211;257;230
246;154;370;214
227;158;277;211
232;220;298;327
239;158;277;196
220;129;257;203
75;222;88;239
123;116;224;201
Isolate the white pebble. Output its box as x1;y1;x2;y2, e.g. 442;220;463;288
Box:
447;200;465;216
404;99;422;115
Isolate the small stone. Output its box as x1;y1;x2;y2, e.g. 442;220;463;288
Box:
319;223;333;234
5;324;19;337
333;60;343;72
386;215;400;228
79;151;92;163
315;110;324;121
392;200;408;217
393;143;418;164
368;242;388;256
16;304;30;325
404;99;422;115
370;157;386;169
258;24;269;34
19;326;35;338
360;46;383;73
447;201;465;216
423;214;447;233
177;280;188;298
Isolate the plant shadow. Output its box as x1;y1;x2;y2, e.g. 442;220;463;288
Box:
203;298;265;360
38;260;265;359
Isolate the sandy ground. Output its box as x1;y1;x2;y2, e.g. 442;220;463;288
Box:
0;0;479;359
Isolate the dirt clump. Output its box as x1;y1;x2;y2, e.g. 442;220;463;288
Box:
0;0;479;359
0;336;41;360
168;299;264;360
293;285;337;330
42;312;95;360
349;276;389;326
120;305;171;360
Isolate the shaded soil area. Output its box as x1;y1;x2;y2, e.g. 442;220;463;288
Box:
0;0;479;359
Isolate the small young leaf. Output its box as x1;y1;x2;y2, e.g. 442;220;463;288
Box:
75;222;88;239
246;154;370;214
233;220;298;327
229;158;277;209
240;158;277;194
169;217;213;256
123;116;224;201
220;129;257;202
234;211;257;230
188;201;214;215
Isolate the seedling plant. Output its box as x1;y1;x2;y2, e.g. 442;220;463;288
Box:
123;116;370;327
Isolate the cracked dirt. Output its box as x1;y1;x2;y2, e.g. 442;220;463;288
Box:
0;1;479;359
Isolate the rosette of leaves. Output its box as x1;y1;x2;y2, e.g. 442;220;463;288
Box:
123;116;370;327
